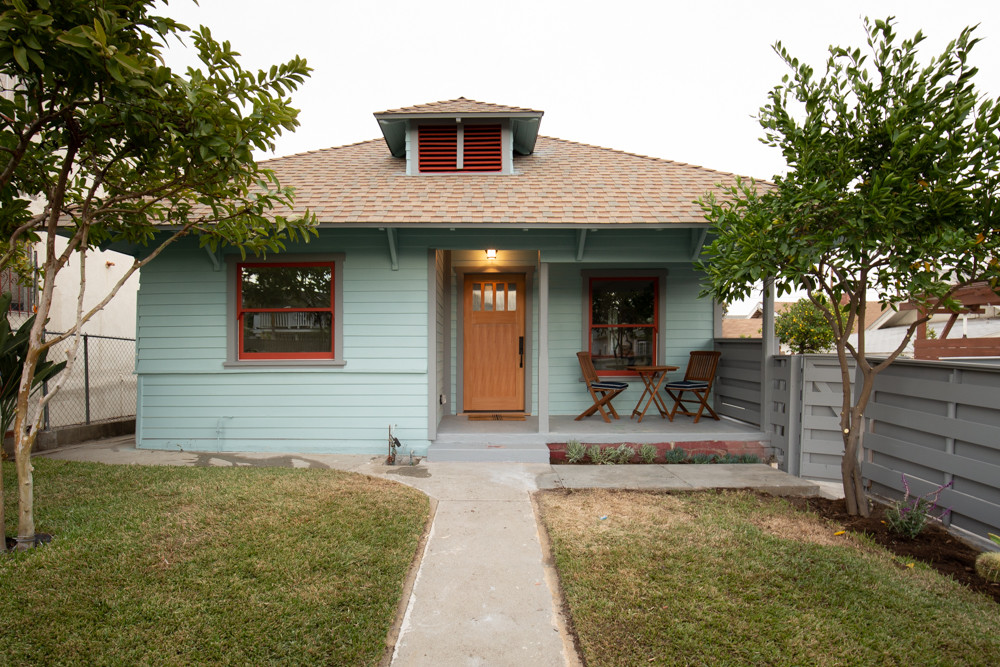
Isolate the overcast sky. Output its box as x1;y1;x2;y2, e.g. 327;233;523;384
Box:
156;0;1000;311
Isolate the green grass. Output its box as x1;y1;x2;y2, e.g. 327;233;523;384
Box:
1;458;429;666
537;489;1000;667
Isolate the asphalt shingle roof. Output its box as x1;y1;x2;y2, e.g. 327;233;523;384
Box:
375;97;543;115
265;135;744;225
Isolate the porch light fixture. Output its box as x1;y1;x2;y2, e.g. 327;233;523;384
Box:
485;248;498;260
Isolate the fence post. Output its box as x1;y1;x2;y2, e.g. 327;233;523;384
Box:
786;355;803;477
83;334;91;425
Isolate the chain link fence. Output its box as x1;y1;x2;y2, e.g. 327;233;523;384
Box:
32;332;137;429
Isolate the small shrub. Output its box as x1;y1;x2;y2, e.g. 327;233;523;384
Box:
663;448;687;464
689;453;718;465
976;552;1000;584
885;474;952;539
738;453;761;464
613;444;635;464
638;444;658;464
566;440;587;463
587;444;613;465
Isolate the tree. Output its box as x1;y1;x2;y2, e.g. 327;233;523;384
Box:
774;297;836;353
699;17;1000;516
0;0;316;549
1;291;65;547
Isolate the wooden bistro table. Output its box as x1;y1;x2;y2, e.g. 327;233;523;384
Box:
628;365;679;422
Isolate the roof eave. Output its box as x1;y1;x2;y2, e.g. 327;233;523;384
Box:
374;111;543;157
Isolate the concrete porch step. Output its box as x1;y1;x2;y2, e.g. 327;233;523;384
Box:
427;441;551;463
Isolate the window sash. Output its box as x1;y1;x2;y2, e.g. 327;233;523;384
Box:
588;276;658;374
237;262;335;360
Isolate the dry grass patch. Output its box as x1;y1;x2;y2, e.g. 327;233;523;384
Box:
537;488;1000;667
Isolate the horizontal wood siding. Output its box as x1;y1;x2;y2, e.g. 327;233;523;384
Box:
136;228;719;453
547;263;714;417
136;234;430;453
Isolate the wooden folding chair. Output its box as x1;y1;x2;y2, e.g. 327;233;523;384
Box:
575;351;629;423
664;351;721;423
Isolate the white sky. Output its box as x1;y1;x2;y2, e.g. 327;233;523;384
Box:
157;0;1000;313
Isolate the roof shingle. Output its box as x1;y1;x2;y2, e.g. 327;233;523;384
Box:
265;136;747;225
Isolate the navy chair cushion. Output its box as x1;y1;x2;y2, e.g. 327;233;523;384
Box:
665;380;708;390
592;381;628;390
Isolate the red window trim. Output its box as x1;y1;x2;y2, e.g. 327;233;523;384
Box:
588;276;659;376
237;260;336;360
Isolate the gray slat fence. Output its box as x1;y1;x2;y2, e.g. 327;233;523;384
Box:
864;360;1000;541
713;339;763;426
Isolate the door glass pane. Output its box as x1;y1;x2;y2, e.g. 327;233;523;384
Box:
507;283;517;311
496;283;505;312
473;283;482;311
241;265;331;308
484;283;494;311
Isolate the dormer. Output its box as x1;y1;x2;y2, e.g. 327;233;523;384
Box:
374;98;543;175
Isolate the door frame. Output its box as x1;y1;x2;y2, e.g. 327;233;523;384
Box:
454;265;535;414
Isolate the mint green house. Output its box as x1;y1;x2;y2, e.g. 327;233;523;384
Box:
129;99;766;461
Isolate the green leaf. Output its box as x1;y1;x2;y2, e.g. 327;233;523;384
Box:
57;31;92;49
12;44;27;70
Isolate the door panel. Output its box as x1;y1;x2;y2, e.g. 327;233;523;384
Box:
463;274;525;411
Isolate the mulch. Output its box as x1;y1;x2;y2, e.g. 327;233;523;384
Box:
783;495;1000;605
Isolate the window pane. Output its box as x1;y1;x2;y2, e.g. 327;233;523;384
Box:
507;283;516;311
243;312;333;354
484;283;494;311
473;283;482;311
242;265;331;309
590;327;655;371
496;283;505;311
591;279;655;325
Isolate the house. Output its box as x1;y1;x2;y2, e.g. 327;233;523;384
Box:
726;299;888;354
118;98;771;459
856;283;1000;360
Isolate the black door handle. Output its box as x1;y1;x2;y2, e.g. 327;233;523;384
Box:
519;336;524;368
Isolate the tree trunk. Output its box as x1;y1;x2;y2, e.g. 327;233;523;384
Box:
840;417;870;517
1;454;6;552
13;306;45;550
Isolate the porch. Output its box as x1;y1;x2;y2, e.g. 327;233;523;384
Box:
429;414;769;462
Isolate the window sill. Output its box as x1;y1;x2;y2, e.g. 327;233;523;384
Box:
223;359;347;369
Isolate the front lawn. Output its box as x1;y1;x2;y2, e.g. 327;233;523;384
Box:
1;458;429;666
537;489;1000;666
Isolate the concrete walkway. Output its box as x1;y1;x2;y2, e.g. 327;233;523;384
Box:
38;436;827;666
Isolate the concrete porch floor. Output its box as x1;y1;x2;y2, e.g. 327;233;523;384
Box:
430;414;769;462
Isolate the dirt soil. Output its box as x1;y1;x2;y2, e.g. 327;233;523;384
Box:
784;495;1000;605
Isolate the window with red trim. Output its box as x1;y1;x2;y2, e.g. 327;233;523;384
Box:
417;124;502;173
237;261;335;360
589;277;657;373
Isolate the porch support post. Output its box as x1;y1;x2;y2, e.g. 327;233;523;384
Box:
539;261;550;433
426;249;438;442
761;278;777;435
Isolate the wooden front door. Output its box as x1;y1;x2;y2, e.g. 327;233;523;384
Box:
463;274;526;412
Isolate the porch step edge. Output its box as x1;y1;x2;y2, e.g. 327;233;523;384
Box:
427;443;551;463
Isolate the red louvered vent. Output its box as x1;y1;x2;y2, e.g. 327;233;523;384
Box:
419;125;458;172
462;124;502;171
